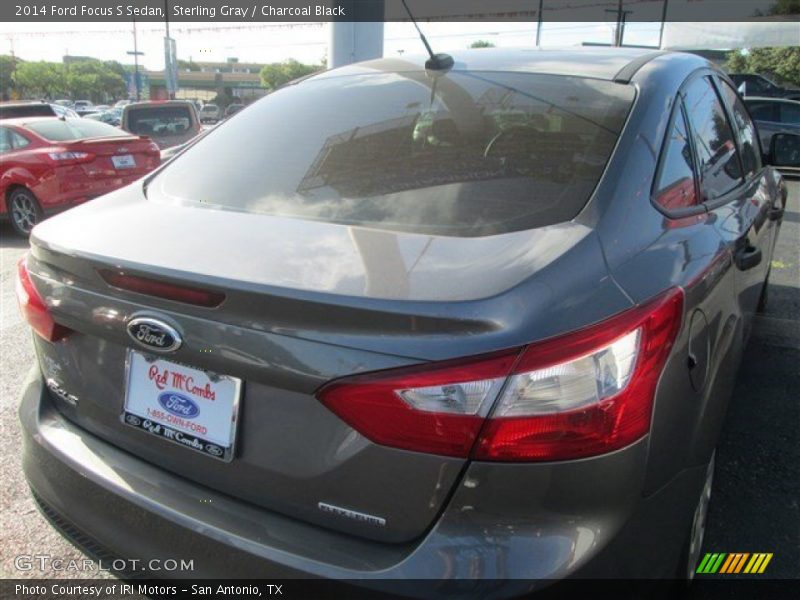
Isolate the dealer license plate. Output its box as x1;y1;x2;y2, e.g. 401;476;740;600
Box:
122;350;241;461
112;154;136;169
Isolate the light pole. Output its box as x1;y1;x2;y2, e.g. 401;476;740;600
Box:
536;0;544;47
127;18;145;101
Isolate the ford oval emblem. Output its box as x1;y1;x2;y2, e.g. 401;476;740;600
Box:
158;392;200;419
126;317;182;353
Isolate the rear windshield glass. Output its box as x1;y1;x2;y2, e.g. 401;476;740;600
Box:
126;106;194;136
152;70;634;237
0;104;56;119
25;118;128;141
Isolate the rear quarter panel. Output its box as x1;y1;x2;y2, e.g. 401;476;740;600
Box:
585;54;753;494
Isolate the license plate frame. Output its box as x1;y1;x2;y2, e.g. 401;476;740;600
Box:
121;349;241;462
112;154;136;169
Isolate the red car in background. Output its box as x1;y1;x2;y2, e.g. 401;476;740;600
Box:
1;117;160;235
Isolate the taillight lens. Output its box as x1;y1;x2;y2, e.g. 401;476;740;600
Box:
15;257;70;342
47;151;93;165
317;288;684;462
475;287;683;460
318;352;517;457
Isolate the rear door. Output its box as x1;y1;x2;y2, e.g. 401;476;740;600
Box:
682;74;773;335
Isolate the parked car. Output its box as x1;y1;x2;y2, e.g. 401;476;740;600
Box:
51;104;80;119
72;100;93;111
743;96;800;159
729;73;800;101
121;100;201;149
0;101;76;120
198;103;220;123
223;103;244;118
85;106;123;127
1;117;160;235
115;99;133;108
16;49;795;591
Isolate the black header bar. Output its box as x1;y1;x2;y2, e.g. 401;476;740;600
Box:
4;0;800;22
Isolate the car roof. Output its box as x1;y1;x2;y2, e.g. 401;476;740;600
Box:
314;47;671;82
126;100;194;107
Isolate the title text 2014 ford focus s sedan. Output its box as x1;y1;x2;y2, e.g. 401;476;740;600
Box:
17;48;791;594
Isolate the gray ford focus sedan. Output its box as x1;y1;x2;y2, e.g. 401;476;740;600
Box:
17;48;792;593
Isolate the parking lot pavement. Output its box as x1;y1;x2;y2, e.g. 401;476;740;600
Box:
0;230;101;579
0;182;798;583
702;179;800;582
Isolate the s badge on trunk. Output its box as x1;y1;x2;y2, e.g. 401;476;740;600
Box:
126;317;182;353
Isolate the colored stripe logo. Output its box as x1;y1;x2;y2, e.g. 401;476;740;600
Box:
696;552;773;574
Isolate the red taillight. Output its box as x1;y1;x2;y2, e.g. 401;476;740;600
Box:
15;257;70;342
317;288;684;462
46;150;95;165
318;351;518;457
474;288;684;461
98;270;225;308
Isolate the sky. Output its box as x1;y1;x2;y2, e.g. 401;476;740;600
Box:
0;21;665;69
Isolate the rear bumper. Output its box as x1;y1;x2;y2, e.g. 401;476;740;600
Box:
20;366;704;594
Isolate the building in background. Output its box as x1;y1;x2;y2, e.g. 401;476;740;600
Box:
146;59;267;103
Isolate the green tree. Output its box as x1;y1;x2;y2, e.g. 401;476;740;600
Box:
65;60;126;102
469;40;495;49
725;50;748;73
0;55;17;98
755;0;800;16
259;59;320;91
14;61;65;99
726;47;800;88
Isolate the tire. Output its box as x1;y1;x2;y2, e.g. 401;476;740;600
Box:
677;452;715;581
7;187;43;237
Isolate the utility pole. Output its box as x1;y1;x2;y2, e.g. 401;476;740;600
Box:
606;0;632;47
164;0;175;99
127;18;145;101
658;0;670;49
536;0;544;47
7;35;15;100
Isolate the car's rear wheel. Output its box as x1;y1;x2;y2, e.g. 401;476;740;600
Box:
681;452;715;580
8;188;43;237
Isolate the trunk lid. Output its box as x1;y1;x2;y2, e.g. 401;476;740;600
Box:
69;136;160;178
28;186;611;542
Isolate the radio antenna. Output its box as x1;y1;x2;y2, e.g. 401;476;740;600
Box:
400;0;454;71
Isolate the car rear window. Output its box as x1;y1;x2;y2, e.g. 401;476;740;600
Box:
152;70;635;237
0;104;56;119
126;106;194;137
25;118;128;141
